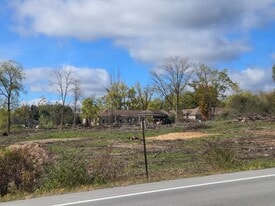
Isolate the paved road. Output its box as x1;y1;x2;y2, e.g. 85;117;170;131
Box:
1;168;275;206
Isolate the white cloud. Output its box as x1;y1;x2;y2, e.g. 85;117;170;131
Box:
24;66;110;97
10;0;275;64
230;68;274;92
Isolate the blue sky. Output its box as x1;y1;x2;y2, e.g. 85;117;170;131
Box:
0;0;275;105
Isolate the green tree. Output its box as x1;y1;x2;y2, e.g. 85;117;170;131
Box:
191;64;238;119
148;98;163;110
0;60;25;133
104;80;140;111
38;104;54;128
125;86;138;110
0;108;7;130
181;91;198;109
105;81;126;110
81;98;99;127
38;103;73;128
151;56;193;122
259;91;275;114
226;92;267;115
226;91;275;115
11;105;30;127
71;80;82;129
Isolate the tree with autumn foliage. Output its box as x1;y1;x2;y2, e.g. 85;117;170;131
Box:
191;64;238;119
194;84;218;119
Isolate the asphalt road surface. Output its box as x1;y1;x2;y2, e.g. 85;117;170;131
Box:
1;168;275;206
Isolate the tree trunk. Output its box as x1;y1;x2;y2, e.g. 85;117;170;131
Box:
176;92;180;123
72;105;76;129
7;96;11;134
60;104;64;130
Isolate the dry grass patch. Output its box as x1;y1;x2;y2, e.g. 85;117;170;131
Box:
149;132;211;141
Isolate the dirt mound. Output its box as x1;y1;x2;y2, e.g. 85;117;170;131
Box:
149;132;210;141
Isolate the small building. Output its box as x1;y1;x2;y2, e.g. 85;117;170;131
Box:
182;107;202;121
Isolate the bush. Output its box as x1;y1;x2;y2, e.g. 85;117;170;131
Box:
41;148;125;189
0;149;34;196
89;148;125;185
0;143;50;196
41;160;92;190
9;143;51;174
203;139;240;170
0;149;15;196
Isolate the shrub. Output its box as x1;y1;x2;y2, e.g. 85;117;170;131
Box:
41;160;92;190
42;148;126;189
203;139;240;170
0;143;51;196
89;148;125;185
0;149;34;196
0;149;15;196
9;143;51;173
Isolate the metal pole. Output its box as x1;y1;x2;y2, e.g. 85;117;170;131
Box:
142;117;149;180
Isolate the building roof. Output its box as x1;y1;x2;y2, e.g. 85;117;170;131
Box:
99;109;170;117
182;107;202;116
138;110;168;117
99;109;141;117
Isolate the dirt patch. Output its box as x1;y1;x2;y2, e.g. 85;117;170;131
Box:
149;132;211;141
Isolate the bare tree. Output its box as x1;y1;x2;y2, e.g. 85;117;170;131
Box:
136;83;153;110
71;79;82;129
51;67;75;130
0;60;25;134
151;56;193;122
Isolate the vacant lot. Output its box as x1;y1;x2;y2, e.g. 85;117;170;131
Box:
0;120;275;201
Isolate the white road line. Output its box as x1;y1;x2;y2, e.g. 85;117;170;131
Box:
52;173;275;206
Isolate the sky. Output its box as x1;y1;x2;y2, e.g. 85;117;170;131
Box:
0;0;275;105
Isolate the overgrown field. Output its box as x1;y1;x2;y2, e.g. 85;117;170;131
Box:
1;120;275;201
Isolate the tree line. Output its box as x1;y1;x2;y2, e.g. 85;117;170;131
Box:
0;58;275;133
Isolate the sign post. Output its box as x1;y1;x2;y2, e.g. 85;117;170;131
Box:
141;117;149;180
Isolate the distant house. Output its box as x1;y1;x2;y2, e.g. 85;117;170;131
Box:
182;107;202;121
138;110;171;124
98;109;171;126
99;110;141;125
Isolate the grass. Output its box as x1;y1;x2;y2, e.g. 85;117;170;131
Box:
0;120;275;201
